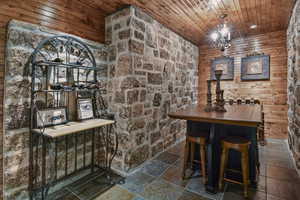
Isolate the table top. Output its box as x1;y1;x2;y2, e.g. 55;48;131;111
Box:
168;104;262;127
32;118;115;138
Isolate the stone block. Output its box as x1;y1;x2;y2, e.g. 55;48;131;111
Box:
132;103;144;117
129;39;144;55
117;41;127;53
127;90;139;104
120;77;141;90
125;144;149;169
160;49;170;60
134;56;143;69
148;72;163;85
129;119;146;131
140;89;147;102
129;17;146;32
146;120;158;132
135;131;148;146
143;63;153;70
119;106;132;119
119;29;131;40
153;93;162;106
134;30;144;41
114;91;126;103
116;54;133;76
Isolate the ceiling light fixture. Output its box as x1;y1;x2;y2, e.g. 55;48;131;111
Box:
210;14;231;52
250;24;257;29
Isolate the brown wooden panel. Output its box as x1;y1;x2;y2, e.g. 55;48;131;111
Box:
79;0;295;45
198;31;288;139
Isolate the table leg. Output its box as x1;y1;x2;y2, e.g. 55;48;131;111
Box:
206;123;217;194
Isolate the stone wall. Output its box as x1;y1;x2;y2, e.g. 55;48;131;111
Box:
287;0;300;173
104;6;199;172
3;6;199;199
3;20;109;199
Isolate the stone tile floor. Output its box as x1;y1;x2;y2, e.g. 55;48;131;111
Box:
94;138;300;200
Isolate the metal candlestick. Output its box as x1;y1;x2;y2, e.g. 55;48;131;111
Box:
204;80;213;112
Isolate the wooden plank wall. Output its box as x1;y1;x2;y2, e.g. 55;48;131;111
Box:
0;0;106;198
198;31;288;139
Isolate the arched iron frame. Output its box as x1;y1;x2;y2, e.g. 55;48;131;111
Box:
29;36;120;200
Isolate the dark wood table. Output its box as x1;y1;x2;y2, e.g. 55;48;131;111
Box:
169;104;262;194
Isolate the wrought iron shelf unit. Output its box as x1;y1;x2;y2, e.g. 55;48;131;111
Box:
29;35;122;200
34;61;104;71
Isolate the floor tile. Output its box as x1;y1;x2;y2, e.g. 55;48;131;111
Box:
133;197;144;200
155;151;179;165
185;177;222;200
140;179;184;200
223;183;266;200
120;171;155;194
95;186;136;200
161;165;192;187
266;193;287;200
177;190;210;200
266;165;300;182
47;188;80;200
141;160;170;177
256;176;266;193
174;158;184;168
266;177;300;200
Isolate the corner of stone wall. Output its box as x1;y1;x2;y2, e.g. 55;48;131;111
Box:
105;5;199;173
287;0;300;174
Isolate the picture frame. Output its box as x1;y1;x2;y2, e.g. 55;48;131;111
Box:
77;98;94;120
210;56;234;80
241;54;270;81
36;107;68;128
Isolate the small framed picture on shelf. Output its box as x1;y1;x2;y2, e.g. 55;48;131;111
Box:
36;107;68;128
77;98;94;120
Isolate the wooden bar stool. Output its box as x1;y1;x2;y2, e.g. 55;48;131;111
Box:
182;135;206;184
219;136;251;198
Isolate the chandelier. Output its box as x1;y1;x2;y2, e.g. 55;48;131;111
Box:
210;14;231;51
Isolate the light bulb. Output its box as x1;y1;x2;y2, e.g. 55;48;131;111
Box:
221;27;229;36
211;32;219;41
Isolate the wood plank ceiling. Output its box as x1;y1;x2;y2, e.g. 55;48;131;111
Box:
0;0;296;45
79;0;295;45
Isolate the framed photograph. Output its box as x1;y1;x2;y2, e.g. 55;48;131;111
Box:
210;56;234;80
77;98;94;120
36;107;68;128
241;54;270;81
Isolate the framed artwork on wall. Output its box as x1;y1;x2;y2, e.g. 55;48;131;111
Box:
241;54;270;81
210;56;234;80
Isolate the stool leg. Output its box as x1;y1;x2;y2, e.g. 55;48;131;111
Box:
219;148;228;191
241;151;249;198
200;144;206;184
182;139;189;179
190;142;195;169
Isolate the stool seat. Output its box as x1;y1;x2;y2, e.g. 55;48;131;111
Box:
223;136;250;144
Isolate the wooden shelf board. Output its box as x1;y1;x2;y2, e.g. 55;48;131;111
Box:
32;118;114;138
